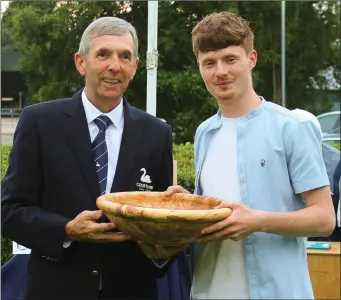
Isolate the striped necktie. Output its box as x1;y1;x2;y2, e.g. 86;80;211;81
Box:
92;115;112;195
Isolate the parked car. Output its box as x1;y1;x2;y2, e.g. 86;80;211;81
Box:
317;111;340;135
318;111;340;146
322;134;340;146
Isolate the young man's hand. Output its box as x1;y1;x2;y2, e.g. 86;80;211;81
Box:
198;202;262;242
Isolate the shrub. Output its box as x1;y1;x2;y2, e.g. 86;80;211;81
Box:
173;143;195;192
332;142;340;151
1;144;13;265
1;145;11;181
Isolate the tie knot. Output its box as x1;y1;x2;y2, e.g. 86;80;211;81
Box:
94;115;112;131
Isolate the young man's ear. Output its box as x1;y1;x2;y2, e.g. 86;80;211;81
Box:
249;50;257;69
74;53;86;76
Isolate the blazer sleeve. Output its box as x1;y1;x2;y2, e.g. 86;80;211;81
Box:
1;107;71;260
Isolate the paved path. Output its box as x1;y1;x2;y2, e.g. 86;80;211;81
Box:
1;117;18;146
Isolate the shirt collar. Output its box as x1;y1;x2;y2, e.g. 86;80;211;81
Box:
207;97;266;132
81;89;124;130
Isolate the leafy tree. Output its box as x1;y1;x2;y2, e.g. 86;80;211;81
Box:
238;1;340;113
2;1;339;143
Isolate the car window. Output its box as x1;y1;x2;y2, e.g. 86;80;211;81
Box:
318;114;340;133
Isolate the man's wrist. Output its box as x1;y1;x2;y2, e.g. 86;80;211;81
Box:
64;220;74;241
255;210;267;233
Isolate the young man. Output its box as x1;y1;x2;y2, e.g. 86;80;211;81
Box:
166;12;335;299
1;16;186;300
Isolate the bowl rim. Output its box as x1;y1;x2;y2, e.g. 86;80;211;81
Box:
96;192;232;222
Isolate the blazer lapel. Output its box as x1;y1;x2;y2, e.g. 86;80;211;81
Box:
62;90;100;199
111;99;143;192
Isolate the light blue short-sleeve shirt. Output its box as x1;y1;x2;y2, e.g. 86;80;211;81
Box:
193;98;329;299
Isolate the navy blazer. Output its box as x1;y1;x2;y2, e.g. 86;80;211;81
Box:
1;89;174;300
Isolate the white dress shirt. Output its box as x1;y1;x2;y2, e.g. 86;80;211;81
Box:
82;89;124;193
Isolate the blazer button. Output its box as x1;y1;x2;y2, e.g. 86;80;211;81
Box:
92;270;99;277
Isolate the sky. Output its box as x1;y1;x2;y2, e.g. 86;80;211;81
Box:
1;1;10;14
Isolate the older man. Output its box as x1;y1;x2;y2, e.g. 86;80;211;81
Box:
1;16;185;300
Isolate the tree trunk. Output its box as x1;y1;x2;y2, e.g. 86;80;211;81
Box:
271;36;282;105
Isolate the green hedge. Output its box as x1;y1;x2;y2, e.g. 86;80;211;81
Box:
332;142;340;151
1;143;195;265
173;142;195;192
1;145;13;265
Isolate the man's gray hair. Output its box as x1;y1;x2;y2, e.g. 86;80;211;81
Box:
78;17;139;58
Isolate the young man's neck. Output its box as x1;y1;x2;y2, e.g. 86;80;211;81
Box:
218;89;261;118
